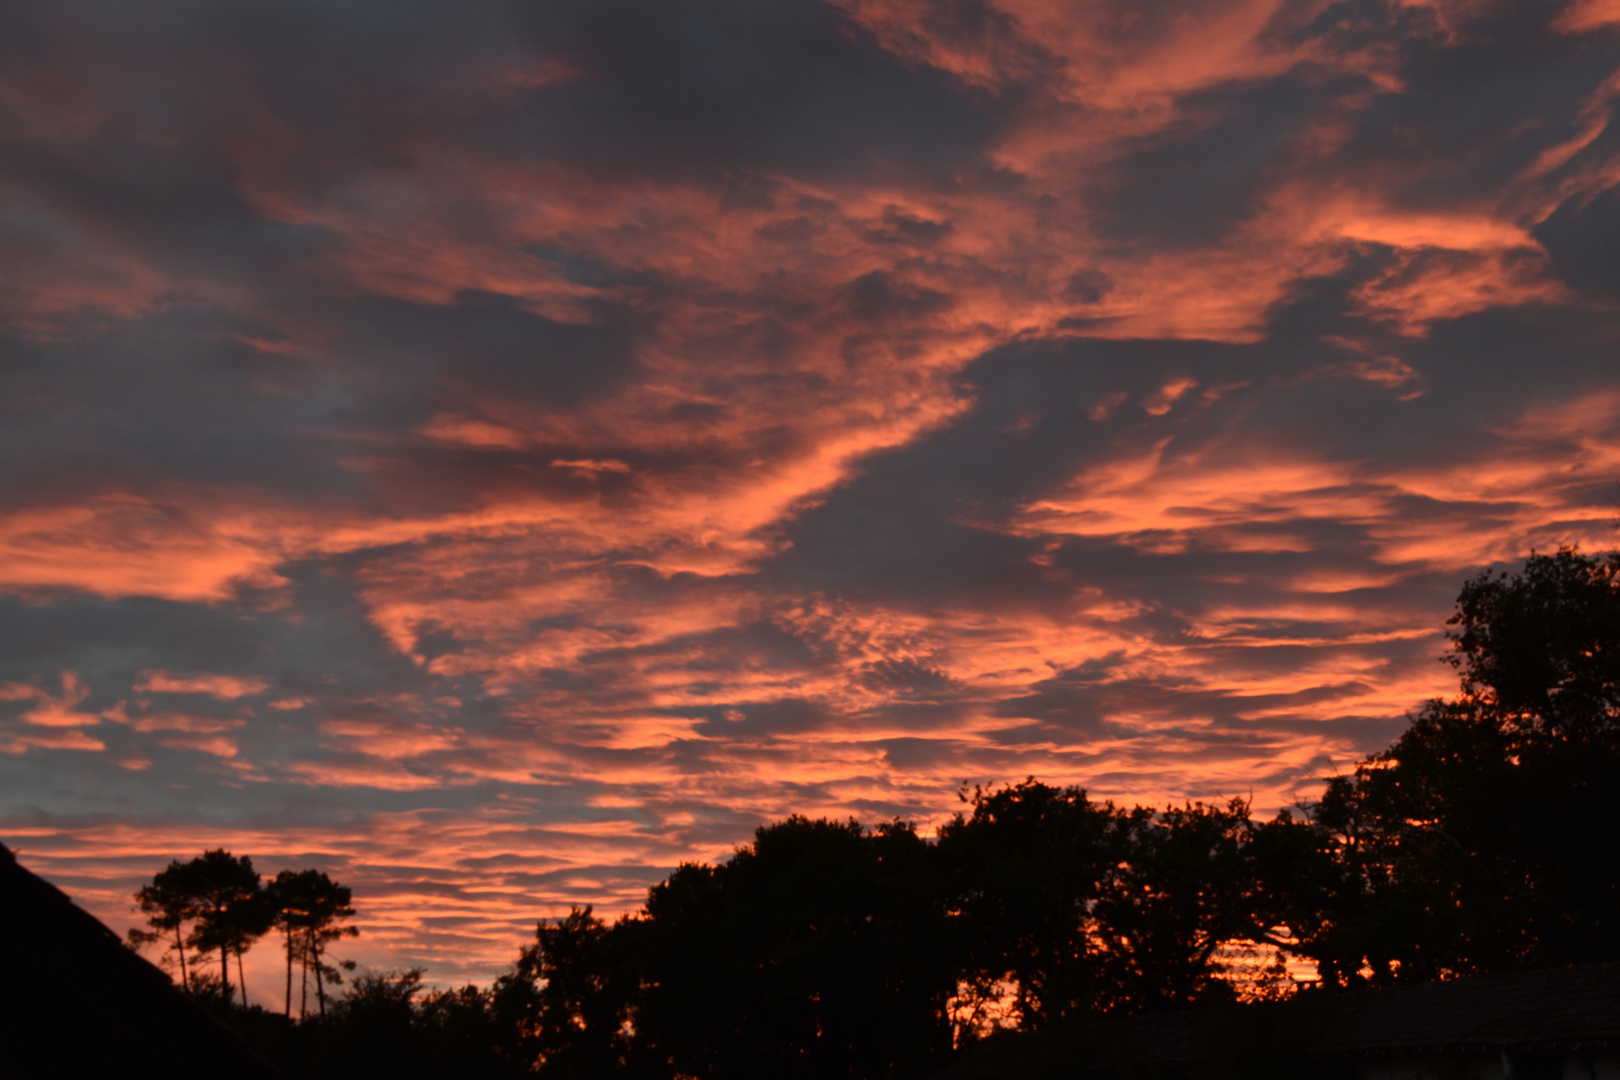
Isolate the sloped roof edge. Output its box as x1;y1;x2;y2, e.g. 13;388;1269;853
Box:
0;841;284;1078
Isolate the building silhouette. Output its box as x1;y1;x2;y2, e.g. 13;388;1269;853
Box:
0;841;282;1078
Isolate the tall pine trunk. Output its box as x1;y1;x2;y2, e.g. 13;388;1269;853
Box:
221;944;231;1002
284;926;294;1017
173;920;190;992
236;947;249;1008
314;939;327;1018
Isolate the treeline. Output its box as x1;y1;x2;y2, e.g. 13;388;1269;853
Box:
147;549;1620;1080
130;852;355;1016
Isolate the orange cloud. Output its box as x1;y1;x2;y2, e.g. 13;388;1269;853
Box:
0;497;289;602
1;672;98;728
1556;0;1620;32
134;671;271;699
0;672;106;754
6;0;1619;988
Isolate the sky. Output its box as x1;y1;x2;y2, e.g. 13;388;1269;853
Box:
3;0;1620;994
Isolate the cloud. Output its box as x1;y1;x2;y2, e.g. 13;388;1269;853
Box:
0;672;106;753
2;0;1619;986
134;671;271;700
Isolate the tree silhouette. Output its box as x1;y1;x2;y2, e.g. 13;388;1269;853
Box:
266;870;309;1017
1090;799;1260;1013
130;859;205;991
492;906;637;1078
130;850;270;1005
1269;547;1620;986
935;779;1122;1031
265;868;357;1018
628;816;952;1080
934;782;1279;1024
183;850;268;1006
1448;547;1620;736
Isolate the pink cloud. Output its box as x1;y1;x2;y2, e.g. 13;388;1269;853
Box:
4;0;1619;986
134;670;271;700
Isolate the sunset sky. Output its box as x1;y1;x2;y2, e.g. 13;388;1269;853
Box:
4;0;1620;994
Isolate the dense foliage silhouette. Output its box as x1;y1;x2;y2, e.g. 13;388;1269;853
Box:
129;548;1619;1079
1281;548;1620;987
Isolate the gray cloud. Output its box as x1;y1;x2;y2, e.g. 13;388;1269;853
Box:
2;0;1618;988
